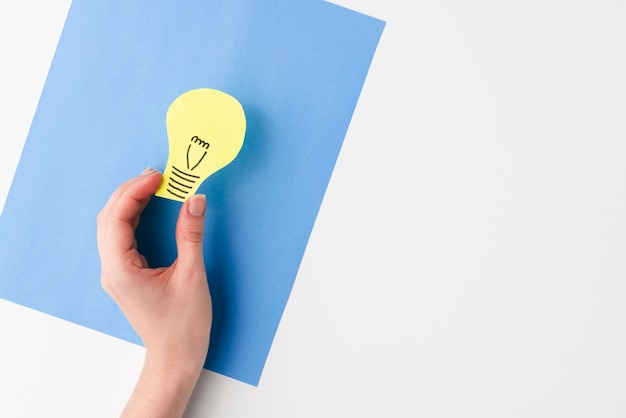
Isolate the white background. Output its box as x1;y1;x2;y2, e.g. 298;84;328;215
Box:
1;1;626;416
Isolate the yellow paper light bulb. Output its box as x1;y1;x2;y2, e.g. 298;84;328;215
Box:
155;88;246;202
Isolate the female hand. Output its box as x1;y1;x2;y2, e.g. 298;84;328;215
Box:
96;168;212;418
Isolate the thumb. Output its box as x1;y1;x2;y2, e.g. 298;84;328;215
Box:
175;194;207;269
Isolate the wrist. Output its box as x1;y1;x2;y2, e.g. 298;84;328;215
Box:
121;353;203;418
143;350;204;385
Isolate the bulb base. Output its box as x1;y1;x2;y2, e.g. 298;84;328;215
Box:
155;165;202;202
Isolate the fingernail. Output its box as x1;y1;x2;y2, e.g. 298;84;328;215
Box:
141;167;161;176
189;194;206;217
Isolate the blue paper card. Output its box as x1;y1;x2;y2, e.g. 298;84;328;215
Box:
0;0;384;385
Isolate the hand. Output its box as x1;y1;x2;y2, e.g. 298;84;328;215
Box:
97;168;212;418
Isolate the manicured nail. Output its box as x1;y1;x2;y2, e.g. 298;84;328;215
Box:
189;194;206;217
141;167;161;176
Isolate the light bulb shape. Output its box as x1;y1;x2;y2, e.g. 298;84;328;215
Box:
155;88;246;202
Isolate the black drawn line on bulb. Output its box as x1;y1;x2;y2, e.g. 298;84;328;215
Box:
191;135;210;149
169;177;192;189
167;188;186;200
186;143;208;171
172;170;196;184
173;165;200;179
168;166;198;200
167;183;189;195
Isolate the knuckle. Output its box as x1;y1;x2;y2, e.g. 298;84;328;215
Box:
96;208;110;231
182;229;204;243
96;210;104;227
100;271;121;298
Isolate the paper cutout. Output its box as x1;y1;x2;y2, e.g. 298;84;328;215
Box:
155;89;246;202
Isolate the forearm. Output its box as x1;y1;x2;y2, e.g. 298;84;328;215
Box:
121;354;203;418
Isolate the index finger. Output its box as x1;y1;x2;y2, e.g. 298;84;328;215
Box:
97;169;162;262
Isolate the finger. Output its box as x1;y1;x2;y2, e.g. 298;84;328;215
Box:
98;170;152;256
175;194;207;270
98;168;158;227
104;171;163;259
110;169;160;220
104;168;154;212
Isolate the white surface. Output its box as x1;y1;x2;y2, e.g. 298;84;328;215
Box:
1;1;626;416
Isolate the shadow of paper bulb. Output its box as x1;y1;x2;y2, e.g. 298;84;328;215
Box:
155;88;246;202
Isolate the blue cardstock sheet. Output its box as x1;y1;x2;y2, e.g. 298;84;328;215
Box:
0;0;384;385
